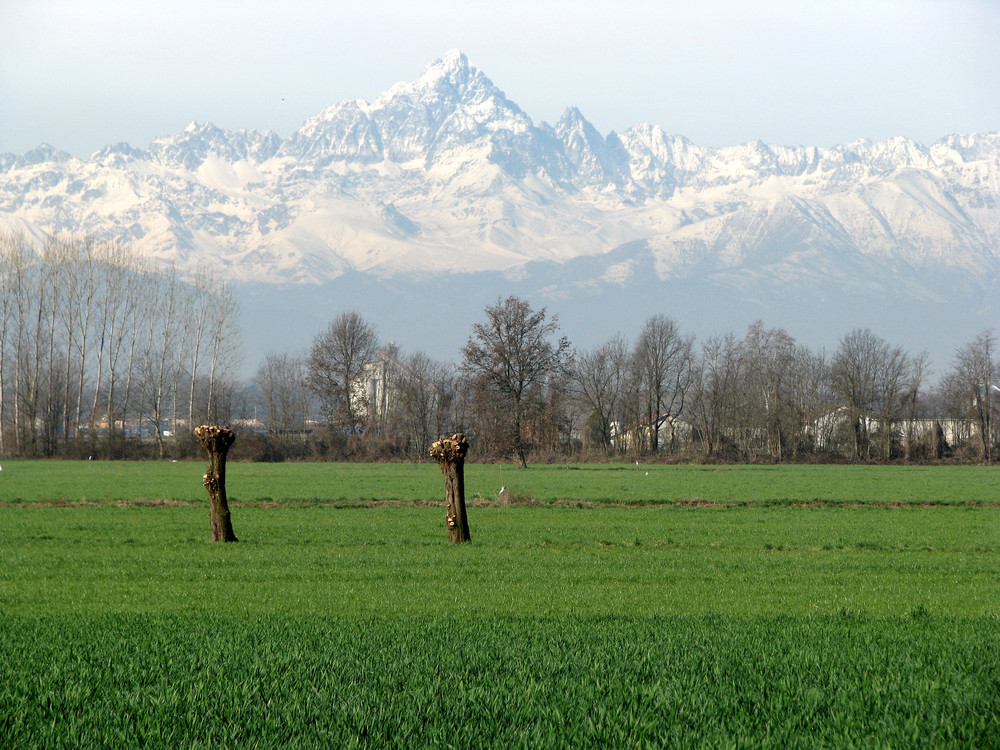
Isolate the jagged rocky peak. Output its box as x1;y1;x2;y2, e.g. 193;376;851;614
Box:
280;101;384;165
149;121;281;170
371;49;534;162
712;139;824;178
927;132;1000;167
861;135;932;172
92;142;149;169
819;136;934;175
280;49;511;165
6;144;76;169
281;49;548;174
554;107;629;186
372;49;520;120
382;48;484;103
554;106;600;147
94;142;148;160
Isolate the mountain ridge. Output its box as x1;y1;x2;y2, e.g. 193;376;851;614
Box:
1;50;997;369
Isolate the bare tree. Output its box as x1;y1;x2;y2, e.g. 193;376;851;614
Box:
429;433;471;543
307;311;380;434
181;269;215;430
8;235;36;454
900;353;930;461
37;237;65;455
195;425;238;542
137;266;184;458
831;328;913;460
205;280;242;423
117;259;157;451
690;333;743;459
740;322;796;459
784;344;835;457
71;239;99;444
950;330;998;462
571;335;630;454
631;314;694;454
831;329;877;459
100;245;149;454
392;351;456;455
461;296;569;468
255;353;310;435
0;234;25;454
51;237;86;447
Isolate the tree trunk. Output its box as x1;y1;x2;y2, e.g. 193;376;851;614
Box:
513;401;528;469
430;433;471;543
194;424;238;542
933;420;947;460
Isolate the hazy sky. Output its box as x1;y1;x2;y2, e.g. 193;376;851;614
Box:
3;0;999;158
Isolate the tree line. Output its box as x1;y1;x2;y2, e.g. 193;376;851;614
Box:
257;298;998;465
1;233;996;463
0;234;240;458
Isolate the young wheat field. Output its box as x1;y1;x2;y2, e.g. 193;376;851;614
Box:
1;460;997;746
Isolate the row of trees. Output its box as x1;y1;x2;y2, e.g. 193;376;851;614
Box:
259;297;998;465
0;234;241;458
1;231;996;463
253;312;458;461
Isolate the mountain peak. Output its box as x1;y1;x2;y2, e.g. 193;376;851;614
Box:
17;143;75;166
557;106;586;125
377;48;489;107
435;48;470;72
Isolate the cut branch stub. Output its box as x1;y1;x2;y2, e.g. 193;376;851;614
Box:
430;433;469;464
430;433;471;543
194;424;238;542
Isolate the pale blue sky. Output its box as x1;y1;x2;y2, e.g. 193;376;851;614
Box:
3;0;998;158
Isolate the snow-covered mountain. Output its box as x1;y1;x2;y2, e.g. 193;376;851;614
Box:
2;49;998;367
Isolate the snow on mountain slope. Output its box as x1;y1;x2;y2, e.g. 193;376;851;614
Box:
1;50;998;306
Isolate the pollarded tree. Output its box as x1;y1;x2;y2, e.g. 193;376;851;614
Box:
461;296;570;468
307;311;380;434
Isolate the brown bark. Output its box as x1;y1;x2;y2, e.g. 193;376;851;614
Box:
429;433;471;543
194;424;238;542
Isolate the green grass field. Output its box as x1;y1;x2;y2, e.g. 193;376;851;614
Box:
3;614;996;748
2;504;997;617
1;461;998;746
1;458;998;505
